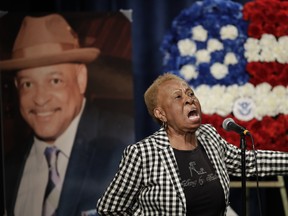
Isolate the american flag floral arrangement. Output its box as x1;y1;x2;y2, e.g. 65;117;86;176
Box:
160;0;288;151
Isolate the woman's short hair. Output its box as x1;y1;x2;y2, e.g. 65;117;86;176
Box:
144;73;184;124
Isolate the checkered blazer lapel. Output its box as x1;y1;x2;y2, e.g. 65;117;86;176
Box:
196;125;230;206
154;128;187;209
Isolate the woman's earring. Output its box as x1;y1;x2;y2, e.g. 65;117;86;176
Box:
162;121;167;129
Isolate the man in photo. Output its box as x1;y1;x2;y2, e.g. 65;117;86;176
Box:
0;13;134;216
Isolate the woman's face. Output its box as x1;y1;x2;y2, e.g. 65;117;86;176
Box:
155;79;201;133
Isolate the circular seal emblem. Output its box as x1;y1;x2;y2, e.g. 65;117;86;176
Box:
233;97;255;121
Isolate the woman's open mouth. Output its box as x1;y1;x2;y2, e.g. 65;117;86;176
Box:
188;109;200;120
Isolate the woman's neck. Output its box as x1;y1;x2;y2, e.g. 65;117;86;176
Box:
167;130;198;150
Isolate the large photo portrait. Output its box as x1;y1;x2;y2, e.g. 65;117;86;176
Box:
0;12;134;216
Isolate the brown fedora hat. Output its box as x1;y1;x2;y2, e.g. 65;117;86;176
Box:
0;13;100;70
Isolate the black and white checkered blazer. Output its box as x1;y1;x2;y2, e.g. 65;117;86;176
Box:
97;124;288;215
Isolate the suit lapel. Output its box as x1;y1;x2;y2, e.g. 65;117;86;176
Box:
57;131;95;215
196;128;229;204
56;102;132;215
56;103;101;215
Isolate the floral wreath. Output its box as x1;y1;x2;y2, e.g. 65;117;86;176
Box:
160;0;288;151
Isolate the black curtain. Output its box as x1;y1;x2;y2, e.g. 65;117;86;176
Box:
131;0;199;140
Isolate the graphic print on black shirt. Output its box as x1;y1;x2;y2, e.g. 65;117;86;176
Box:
173;142;225;216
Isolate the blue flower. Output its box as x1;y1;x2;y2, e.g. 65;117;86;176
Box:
160;0;250;87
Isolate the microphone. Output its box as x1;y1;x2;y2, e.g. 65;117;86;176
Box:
222;118;250;135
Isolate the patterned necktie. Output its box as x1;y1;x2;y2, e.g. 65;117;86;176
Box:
42;146;61;216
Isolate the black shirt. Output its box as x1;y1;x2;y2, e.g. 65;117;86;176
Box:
173;142;225;216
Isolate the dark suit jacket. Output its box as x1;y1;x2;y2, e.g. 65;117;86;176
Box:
4;101;135;216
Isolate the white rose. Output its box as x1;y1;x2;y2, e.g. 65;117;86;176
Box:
260;49;275;62
208;85;230;116
264;94;278;116
244;38;259;51
210;63;228;79
259;34;277;47
275;46;288;63
270;91;283;115
226;84;239;97
194;85;216;114
195;49;211;63
217;93;234;116
194;84;210;99
207;39;224;52
244;49;261;62
272;86;288;114
253;83;277;118
254;93;277;118
180;64;198;80
255;82;272;95
177;38;196;56
220;25;238;40
253;95;264;120
211;84;226;96
272;85;287;97
276;36;288;63
224;52;238;65
203;92;219;114
244;38;261;62
259;34;277;62
278;36;288;46
192;25;208;42
238;83;254;98
284;88;288;114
